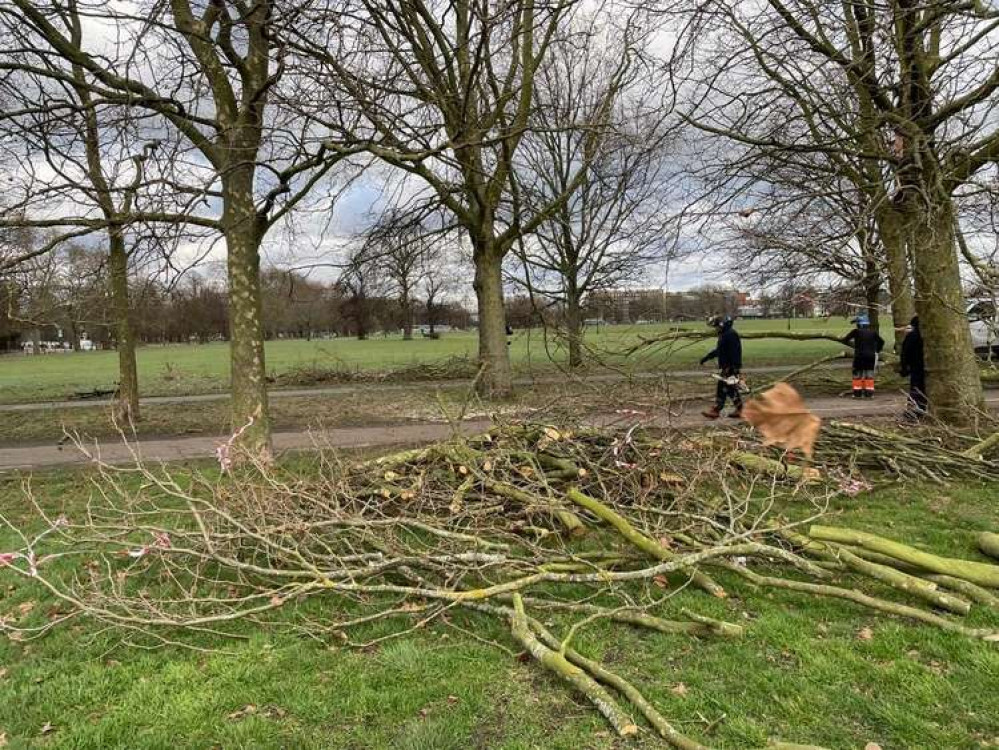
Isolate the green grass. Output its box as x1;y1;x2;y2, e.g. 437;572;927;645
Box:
0;318;872;403
2;466;997;749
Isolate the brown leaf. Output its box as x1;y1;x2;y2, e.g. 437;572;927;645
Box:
0;731;7;747
446;695;459;706
227;704;257;721
0;667;7;679
857;626;874;641
269;595;284;607
864;744;883;750
40;722;54;735
741;383;822;457
670;682;689;697
653;575;670;589
16;601;34;617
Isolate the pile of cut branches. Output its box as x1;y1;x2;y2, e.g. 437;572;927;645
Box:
3;420;999;748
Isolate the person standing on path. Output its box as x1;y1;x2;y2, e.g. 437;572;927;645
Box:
700;315;743;419
842;315;885;398
900;315;927;418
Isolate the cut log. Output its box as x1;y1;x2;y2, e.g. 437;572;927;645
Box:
978;532;999;562
729;452;811;481
832;548;971;615
809;525;999;588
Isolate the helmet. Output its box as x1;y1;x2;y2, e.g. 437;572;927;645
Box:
851;314;870;327
708;315;732;329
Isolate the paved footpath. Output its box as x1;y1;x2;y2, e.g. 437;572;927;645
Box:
4;391;995;472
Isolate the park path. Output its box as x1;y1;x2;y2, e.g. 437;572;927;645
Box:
4;391;993;472
0;364;845;412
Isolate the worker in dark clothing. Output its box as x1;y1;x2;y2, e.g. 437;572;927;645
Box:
899;315;927;418
842;315;884;398
700;315;743;419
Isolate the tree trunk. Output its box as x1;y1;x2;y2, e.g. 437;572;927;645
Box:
108;229;139;421
401;288;413;340
566;293;583;368
427;299;437;335
908;197;984;425
472;241;513;396
861;257;881;333
356;294;368;340
223;172;272;458
876;206;915;345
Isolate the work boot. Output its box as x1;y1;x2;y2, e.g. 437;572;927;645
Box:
863;390;874;399
702;405;721;420
852;390;863;399
727;407;743;419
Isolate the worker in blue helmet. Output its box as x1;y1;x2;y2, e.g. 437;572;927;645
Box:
700;315;744;418
842;314;885;398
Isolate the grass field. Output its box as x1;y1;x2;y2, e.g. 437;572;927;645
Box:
0;464;996;749
0;318;875;404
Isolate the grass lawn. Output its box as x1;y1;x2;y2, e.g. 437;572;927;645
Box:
1;463;997;749
0;318;876;404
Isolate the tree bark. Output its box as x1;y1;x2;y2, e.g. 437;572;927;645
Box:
875;206;916;344
565;292;583;368
222;169;272;458
908;197;984;425
472;240;513;396
861;253;881;332
108;229;139;421
401;287;413;340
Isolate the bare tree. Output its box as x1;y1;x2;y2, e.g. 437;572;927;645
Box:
337;245;383;341
0;1;362;454
359;207;435;340
512;26;677;367
680;0;999;424
294;0;640;395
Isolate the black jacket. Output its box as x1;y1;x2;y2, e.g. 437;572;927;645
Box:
701;322;742;370
900;317;924;377
843;326;884;370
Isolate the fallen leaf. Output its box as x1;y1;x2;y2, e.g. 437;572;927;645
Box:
0;668;7;679
653;575;670;589
40;722;54;735
269;595;284;606
543;427;562;441
741;383;822;457
262;705;287;719
0;731;6;747
227;704;257;721
17;601;35;617
670;683;688;697
857;626;874;641
446;695;459;706
864;744;882;750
